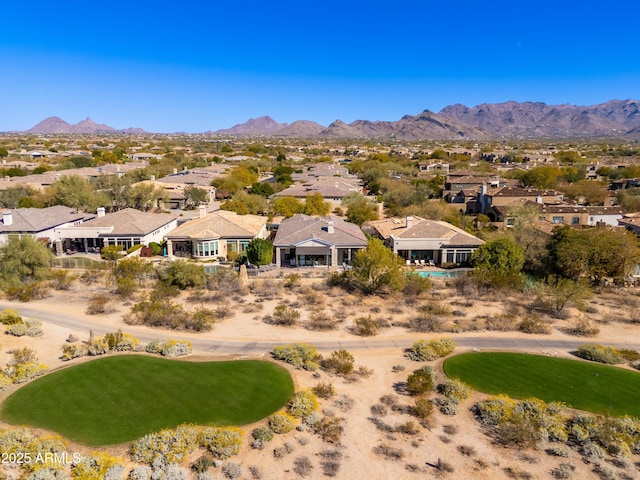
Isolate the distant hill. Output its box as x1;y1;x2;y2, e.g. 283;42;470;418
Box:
210;116;287;135
26;117;147;134
439;99;640;139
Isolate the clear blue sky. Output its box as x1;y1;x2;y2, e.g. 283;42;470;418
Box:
2;0;638;133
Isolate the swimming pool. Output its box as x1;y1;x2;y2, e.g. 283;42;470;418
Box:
411;270;461;278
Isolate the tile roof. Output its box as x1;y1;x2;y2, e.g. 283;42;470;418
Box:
1;206;95;233
274;214;367;247
166;210;266;240
78;208;177;235
367;216;484;247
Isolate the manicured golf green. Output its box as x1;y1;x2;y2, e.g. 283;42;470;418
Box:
443;352;640;417
0;355;294;446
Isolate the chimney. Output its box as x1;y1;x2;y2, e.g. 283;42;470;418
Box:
481;184;488;195
536;195;543;204
183;166;188;171
97;207;106;217
198;204;207;219
150;175;155;181
4;176;9;182
173;168;178;175
327;220;334;234
2;211;13;225
406;216;413;229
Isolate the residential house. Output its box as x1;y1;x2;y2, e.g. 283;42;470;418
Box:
273;214;367;267
365;216;484;266
271;177;363;205
476;185;565;216
489;202;625;228
54;207;178;253
164;207;268;259
418;162;450;175
0;206;96;246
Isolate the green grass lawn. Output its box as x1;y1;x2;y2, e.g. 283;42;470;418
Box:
0;355;294;446
443;352;640;417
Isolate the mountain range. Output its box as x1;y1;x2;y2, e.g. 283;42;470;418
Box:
25;116;146;135
21;100;640;140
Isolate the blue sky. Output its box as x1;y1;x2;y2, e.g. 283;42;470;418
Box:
2;1;638;133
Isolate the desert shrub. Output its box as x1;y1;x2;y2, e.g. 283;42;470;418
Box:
403;273;432;296
71;452;125;480
288;390;319;419
6;319;43;337
305;311;338;331
405;337;456;361
61;344;88;361
313;416;343;443
293;456;313;477
581;442;606;463
251;426;274;443
321;350;355;376
419;301;451;316
312;382;336;399
49;269;77;290
408;314;443;332
160;340;192;357
273;442;294;458
372;443;405;461
87;336;109;356
268;412;297;434
352;315;379;336
566;316;600;337
551;463;575;479
413;397;434;419
272;343;321;371
434;396;460;415
575;344;624;364
198;427;243;459
437;378;472;401
395;420;419;435
6;282;49;302
86;294;114;315
631;359;640;371
617;349;640;361
472;395;517;426
221;462;242;479
518;314;551;334
283;273;301;289
0;309;23;325
191;455;216;474
105;329;139;351
159;261;206;289
8;361;47;383
129;466;152;480
457;445;477;457
130;425;199;465
126;297;214;332
406;365;436;395
485;313;518;331
0;372;13;390
266;304;300;326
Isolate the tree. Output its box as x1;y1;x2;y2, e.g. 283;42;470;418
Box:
246;238;273;266
349;237;405;294
471;237;524;277
341;192;378;226
0;186;36;209
248;182;275;197
160;261;206;289
0;236;53;290
0;147;8;158
183;186;209;208
47;175;106;212
221;191;268;215
272;196;304;218
126;183;167;211
406;366;435;395
303;193;331;216
547;226;640;283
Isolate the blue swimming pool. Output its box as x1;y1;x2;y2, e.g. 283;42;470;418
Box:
412;270;461;278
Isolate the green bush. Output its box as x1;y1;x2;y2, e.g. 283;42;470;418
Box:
413;398;434;419
267;305;300;326
126;244;143;254
406;366;436;396
251;426;274;443
405;337;456;361
287;390;319;419
268;412;297;434
159;261;206;289
437;378;472;401
0;309;23;325
198;426;243;459
272;343;321;371
321;350;355;376
575;344;625;365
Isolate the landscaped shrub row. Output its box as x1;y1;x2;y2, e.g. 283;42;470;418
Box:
61;331;192;361
0;309;43;337
0;348;48;389
575;343;625;365
405;337;456;361
473;394;640;458
130;425;243;465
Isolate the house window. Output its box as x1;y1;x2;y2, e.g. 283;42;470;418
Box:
571;217;580;225
552;216;565;224
506;218;515;226
195;240;219;257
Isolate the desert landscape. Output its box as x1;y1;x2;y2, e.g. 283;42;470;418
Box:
0;269;638;480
